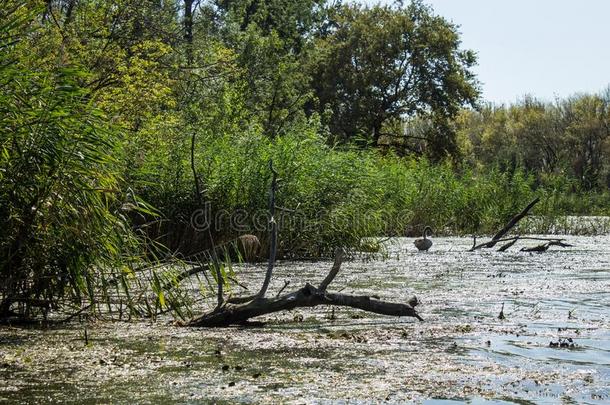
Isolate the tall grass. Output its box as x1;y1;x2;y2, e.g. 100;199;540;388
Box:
3;4;608;321
128;117;577;257
0;6;149;319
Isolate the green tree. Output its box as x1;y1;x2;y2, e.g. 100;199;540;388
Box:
310;1;479;157
215;0;328;138
560;94;610;190
215;0;327;52
456;92;610;191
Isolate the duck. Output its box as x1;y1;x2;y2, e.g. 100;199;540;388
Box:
414;226;433;251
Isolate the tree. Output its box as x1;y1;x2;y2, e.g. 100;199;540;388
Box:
215;0;327;52
560;94;610;190
310;1;479;156
455;92;610;191
214;0;329;138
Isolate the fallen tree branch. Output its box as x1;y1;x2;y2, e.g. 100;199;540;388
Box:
521;240;574;252
180;283;422;327
179;163;422;327
468;197;573;253
497;237;519;252
180;249;422;327
485;197;540;249
470;236;567;251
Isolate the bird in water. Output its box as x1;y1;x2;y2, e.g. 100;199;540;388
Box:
414;226;433;251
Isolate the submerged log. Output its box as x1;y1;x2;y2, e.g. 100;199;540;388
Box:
471;236;569;251
521;240;574;252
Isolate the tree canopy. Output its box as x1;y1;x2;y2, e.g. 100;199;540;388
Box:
310;1;480;154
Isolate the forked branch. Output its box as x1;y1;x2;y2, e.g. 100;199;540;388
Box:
180;248;422;327
469;197;572;253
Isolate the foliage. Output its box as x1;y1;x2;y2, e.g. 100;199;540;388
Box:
215;0;327;138
0;2;145;317
309;1;479;157
142;121;544;256
457;92;610;191
2;0;609;320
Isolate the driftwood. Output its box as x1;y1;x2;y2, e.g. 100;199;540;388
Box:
179;249;422;327
471;236;571;251
469;197;573;253
486;197;540;248
181;284;422;327
472;235;572;253
179;160;423;327
521;240;573;252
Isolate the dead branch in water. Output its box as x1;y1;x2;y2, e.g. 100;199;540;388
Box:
179;248;422;327
470;236;570;251
497;238;518;252
521;240;574;252
178;162;423;327
487;197;540;248
469;198;573;253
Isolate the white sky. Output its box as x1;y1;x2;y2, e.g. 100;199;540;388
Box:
361;0;610;104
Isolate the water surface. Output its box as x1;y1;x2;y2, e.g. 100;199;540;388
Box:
1;236;608;403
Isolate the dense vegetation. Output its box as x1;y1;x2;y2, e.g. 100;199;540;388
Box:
1;0;609;318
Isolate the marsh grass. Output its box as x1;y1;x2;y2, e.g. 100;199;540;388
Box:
0;7;173;320
133;125;609;260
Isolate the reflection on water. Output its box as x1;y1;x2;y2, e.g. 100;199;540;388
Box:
0;235;609;403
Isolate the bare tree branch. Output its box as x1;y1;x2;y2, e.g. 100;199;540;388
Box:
471;236;568;251
181;283;422;327
256;160;278;299
180;249;422;327
487;197;540;248
319;248;345;292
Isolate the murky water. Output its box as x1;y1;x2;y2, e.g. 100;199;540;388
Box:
1;236;609;404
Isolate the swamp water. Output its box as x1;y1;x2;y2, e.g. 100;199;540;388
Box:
1;236;609;404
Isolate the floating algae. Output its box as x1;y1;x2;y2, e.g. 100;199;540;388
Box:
1;236;608;403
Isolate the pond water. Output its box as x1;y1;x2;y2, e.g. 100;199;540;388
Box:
1;236;609;404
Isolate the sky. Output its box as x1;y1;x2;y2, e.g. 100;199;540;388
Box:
361;0;610;105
